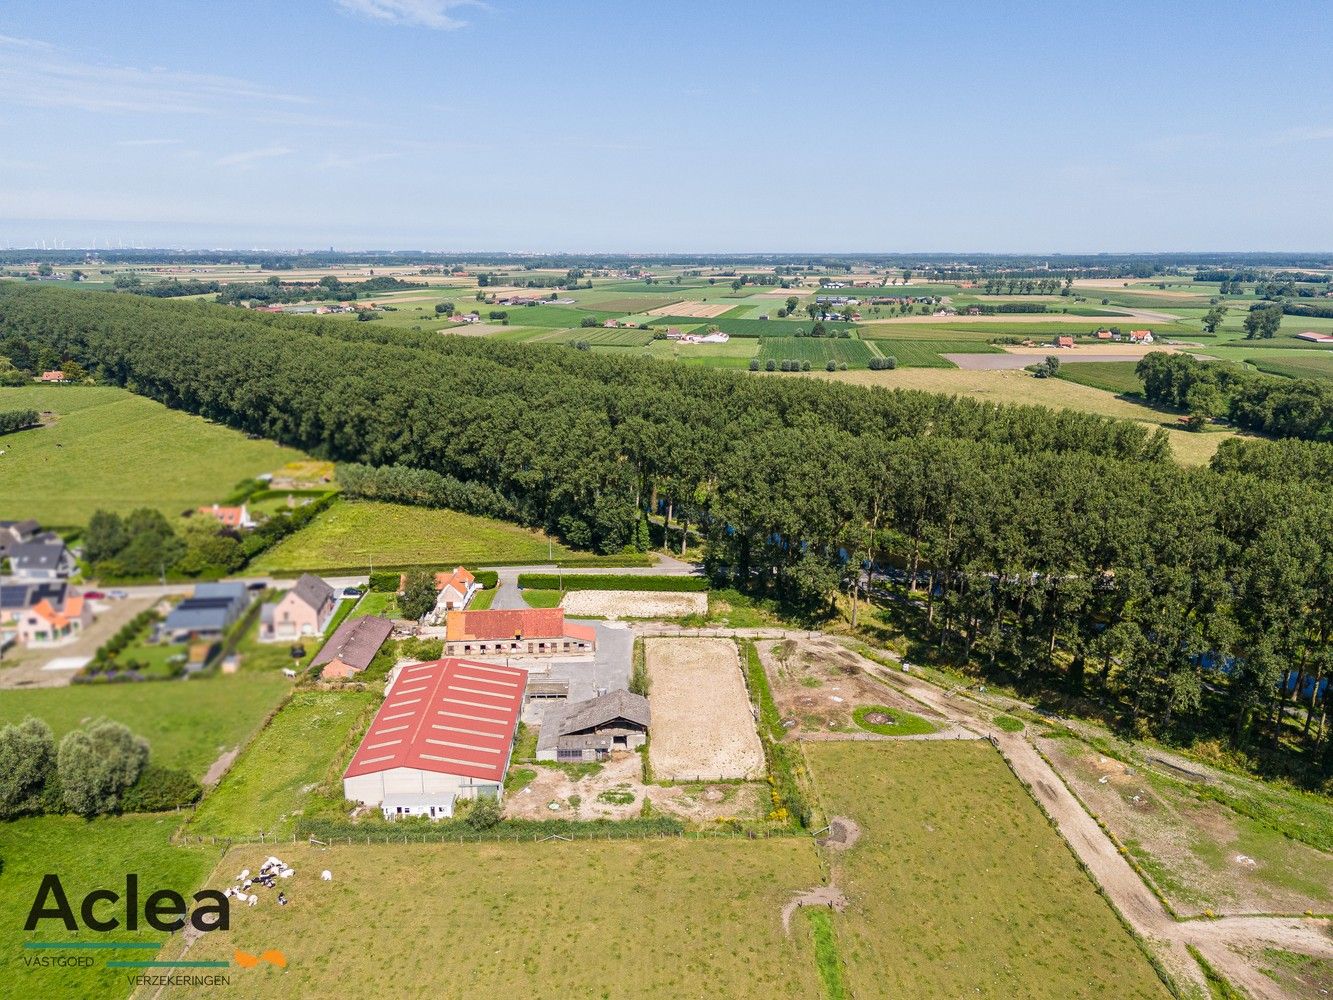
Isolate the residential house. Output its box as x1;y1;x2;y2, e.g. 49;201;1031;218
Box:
311;614;393;679
1129;329;1155;344
8;537;74;580
196;504;255;529
1094;329;1113;340
536;690;650;762
434;567;477;612
0;580;69;625
1296;331;1333;344
1055;336;1075;349
161;582;251;642
342;657;526;820
260;573;336;641
17;594;92;647
0;519;41;560
40;370;66;383
444;608;596;659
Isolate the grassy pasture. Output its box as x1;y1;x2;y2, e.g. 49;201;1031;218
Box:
641;337;759;367
0;673;291;779
758;338;873;367
0;386;304;525
248;499;646;574
1;815;214;1000
806;742;1171;999
154;838;825;999
185;688;378;839
651;316;855;338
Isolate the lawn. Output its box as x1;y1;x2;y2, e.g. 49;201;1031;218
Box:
758;338;874;367
248;499;648;574
0;673;291;779
1245;352;1333;382
805;741;1171;999
0;814;215;1000
0;386;305;526
851;704;939;736
184;688;378;839
152;838;825;999
1055;361;1145;395
348;590;399;619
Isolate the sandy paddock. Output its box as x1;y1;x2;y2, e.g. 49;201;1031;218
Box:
559;590;707;619
645;300;733;318
646;637;764;780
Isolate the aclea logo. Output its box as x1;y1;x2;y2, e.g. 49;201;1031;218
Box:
24;874;229;933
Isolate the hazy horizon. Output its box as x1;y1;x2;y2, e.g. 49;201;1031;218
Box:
3;0;1332;252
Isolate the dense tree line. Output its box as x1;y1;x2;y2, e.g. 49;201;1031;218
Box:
1137;352;1333;441
1;285;1328;777
337;462;518;520
215;275;419;306
1210;437;1333;486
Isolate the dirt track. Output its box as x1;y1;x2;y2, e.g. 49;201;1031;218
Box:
839;641;1333;1000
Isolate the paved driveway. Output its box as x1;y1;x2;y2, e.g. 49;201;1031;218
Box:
521;621;633;725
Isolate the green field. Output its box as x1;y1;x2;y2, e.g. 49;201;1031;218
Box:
0;386;305;525
757;338;873;367
185;688;377;838
866;339;1005;367
248;499;647;574
806;741;1171;999
1055;361;1145;395
1246;352;1333;382
154;838;824;999
1;815;215;1000
0;673;290;779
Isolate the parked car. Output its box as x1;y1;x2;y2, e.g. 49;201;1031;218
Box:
108;589;128;599
82;590;106;600
246;581;267;592
341;586;363;598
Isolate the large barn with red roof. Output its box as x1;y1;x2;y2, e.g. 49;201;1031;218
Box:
342;657;527;820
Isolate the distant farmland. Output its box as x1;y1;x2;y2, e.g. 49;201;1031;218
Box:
758;337;873;367
867;340;1005;368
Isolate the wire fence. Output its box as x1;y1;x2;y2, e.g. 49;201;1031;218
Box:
174;825;806;849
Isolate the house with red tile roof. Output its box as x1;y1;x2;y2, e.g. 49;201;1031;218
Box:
342;657;526;819
1055;335;1075;349
17;594;93;647
396;566;479;615
1128;329;1155;344
40;370;66;383
196;503;255;529
443;608;596;659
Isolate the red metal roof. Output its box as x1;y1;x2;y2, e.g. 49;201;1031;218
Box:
343;658;526;784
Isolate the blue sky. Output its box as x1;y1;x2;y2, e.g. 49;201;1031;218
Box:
1;0;1330;252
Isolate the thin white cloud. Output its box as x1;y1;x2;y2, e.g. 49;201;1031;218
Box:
216;145;294;167
0;39;323;123
114;138;184;147
0;33;55;51
335;0;479;30
1275;125;1333;144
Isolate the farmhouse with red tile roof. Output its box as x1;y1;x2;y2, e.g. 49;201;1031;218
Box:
444;608;596;658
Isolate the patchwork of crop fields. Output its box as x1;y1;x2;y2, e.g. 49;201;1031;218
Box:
757;337;874;366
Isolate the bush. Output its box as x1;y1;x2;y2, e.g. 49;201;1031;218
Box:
826;360;836;372
0;718;56;818
57;720;148;816
471;569;499;589
464;796;503;830
868;356;897;371
748;359;760;371
369;570;401;592
516;573;707;592
119;764;202;812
